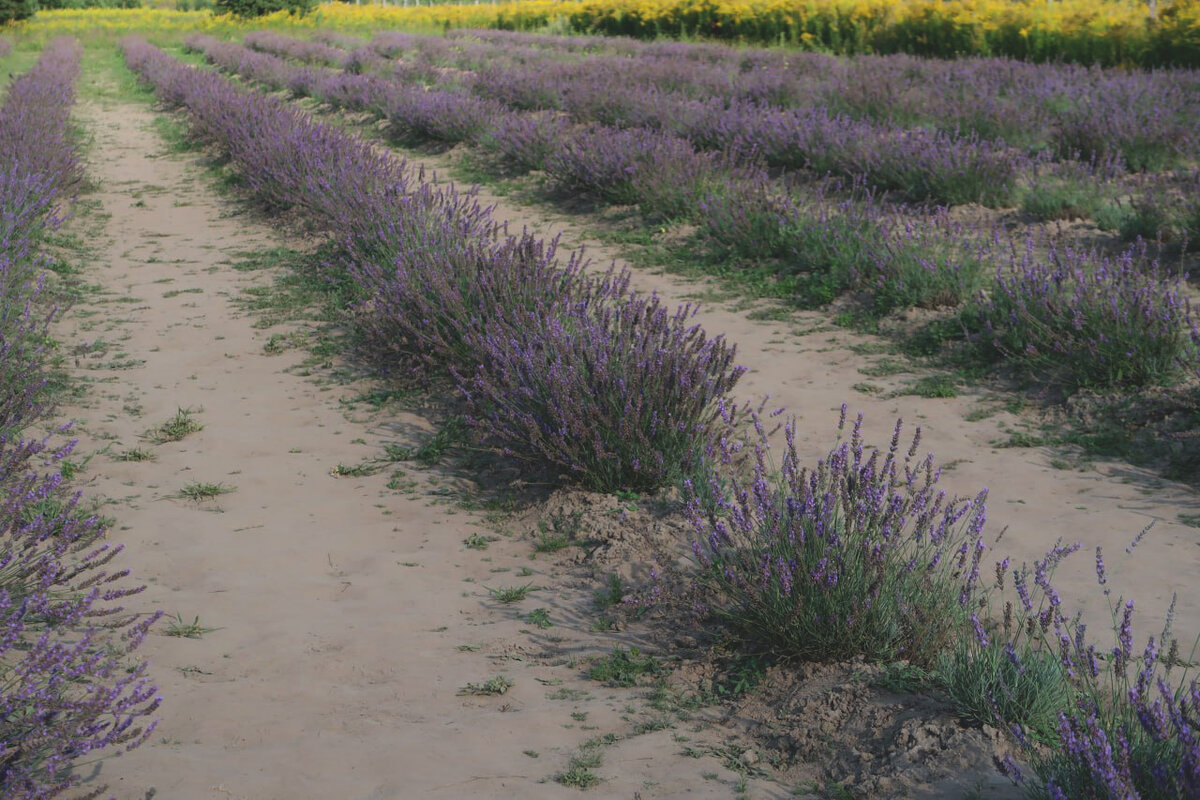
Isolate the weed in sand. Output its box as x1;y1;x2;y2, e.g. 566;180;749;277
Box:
112;446;156;462
329;461;381;477
458;675;514;696
1001;431;1047;448
487;583;537;604
587;647;663;687
413;417;469;465
633;716;675;734
144;407;202;443
555;743;605;789
897;375;958;398
58;454;92;480
533;509;584;553
174;482;233;502
593;573;627;609
464;532;499;551
526;608;553;629
555;765;602;789
871;662;934;694
381;443;410;462
164;614;218;639
858;358;909;378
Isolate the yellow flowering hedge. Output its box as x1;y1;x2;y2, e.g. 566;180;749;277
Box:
8;0;1200;67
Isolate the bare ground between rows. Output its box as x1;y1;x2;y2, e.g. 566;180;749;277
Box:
42;64;1200;799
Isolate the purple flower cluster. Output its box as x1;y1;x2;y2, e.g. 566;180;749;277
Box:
989;544;1200;799
964;241;1198;389
685;407;988;668
334;29;1200;175
455;265;745;491
125;38;744;493
542;125;720;217
1;38;161;800
244;30;347;68
0;38;83;205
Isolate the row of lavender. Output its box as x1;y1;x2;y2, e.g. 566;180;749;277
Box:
0;39;160;800
187;33;1200;394
253;29;1200;251
243;30;1036;209
123;36;742;495
130;40;1199;798
260;29;1200;178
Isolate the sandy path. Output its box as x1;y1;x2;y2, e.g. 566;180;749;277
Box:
60;91;786;799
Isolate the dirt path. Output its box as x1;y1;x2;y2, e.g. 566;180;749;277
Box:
61;88;798;800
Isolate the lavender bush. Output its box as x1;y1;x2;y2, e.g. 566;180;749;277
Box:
938;543;1082;745
698;175;987;313
0;38;83;206
458;271;745;493
477;111;571;174
1055;76;1197;172
141;38;490;262
0;435;162;800
350;228;581;374
685;407;988;667
543;125;718;219
962;242;1198;390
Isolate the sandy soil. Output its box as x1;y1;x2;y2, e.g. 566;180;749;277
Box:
46;69;1198;800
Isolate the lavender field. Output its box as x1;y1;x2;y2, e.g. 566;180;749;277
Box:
2;23;1200;800
191;29;1200;394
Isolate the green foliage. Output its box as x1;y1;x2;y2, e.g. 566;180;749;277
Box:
586;647;662;687
1020;176;1103;222
938;640;1067;744
37;0;141;8
0;0;36;24
213;0;312;18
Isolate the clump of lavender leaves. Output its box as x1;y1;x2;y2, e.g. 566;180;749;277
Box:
685;406;988;668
